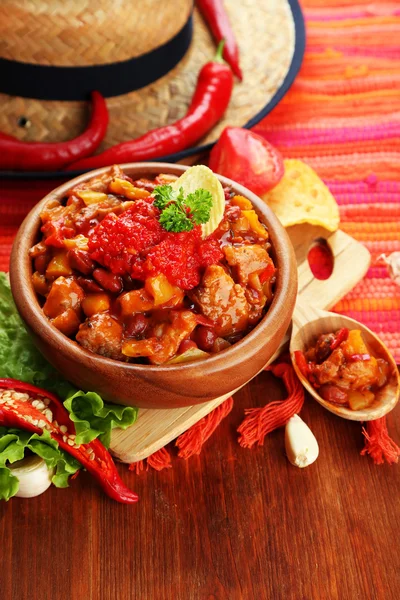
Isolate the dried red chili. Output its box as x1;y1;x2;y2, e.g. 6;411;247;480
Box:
293;351;311;379
0;91;108;172
330;328;349;351
0;379;138;504
67;43;233;170
196;0;243;79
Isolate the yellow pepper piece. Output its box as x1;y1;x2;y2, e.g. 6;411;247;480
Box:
46;251;73;278
145;274;181;307
77;190;108;205
63;235;89;251
348;390;375;411
232;195;253;210
82;294;111;318
109;178;150;200
342;330;369;358
242;210;268;239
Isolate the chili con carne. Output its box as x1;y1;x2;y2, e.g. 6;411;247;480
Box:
0;379;138;504
67;43;233;171
0;91;108;172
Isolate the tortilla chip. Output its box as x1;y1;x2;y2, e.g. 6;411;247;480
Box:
172;165;225;238
262;159;340;231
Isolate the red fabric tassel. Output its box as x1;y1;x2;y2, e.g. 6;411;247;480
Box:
129;399;233;471
147;446;172;471
176;396;234;459
361;417;400;465
129;460;145;474
129;447;171;473
237;360;304;448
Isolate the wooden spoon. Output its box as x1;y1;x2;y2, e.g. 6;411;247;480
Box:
290;300;400;421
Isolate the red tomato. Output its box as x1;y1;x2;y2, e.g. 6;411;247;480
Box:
208;127;284;196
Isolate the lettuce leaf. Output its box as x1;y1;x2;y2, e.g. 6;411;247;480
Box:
0;272;138;499
0;427;81;500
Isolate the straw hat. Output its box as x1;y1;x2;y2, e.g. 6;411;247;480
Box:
0;0;302;160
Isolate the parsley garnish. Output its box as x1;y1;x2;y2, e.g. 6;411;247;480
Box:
153;185;213;233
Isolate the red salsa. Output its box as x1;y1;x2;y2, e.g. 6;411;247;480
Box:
30;166;277;365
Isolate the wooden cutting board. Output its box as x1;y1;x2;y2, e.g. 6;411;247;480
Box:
110;226;371;463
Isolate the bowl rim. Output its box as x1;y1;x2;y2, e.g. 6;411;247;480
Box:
10;162;298;376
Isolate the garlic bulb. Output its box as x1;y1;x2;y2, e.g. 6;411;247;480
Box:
378;252;400;287
285;414;319;468
10;455;54;498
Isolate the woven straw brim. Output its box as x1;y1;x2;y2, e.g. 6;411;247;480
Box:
0;0;295;154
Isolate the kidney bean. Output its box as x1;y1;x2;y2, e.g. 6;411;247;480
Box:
93;268;123;294
178;339;198;354
194;326;217;352
68;249;96;276
76;276;104;293
34;253;51;274
319;384;348;405
125;314;149;338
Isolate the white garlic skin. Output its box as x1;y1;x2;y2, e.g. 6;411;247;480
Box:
285;414;319;468
10;455;54;498
379;252;400;287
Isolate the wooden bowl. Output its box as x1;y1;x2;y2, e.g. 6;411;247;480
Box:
9;163;298;409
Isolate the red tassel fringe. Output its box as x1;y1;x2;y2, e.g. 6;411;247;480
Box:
361;417;400;465
237;361;304;448
176;396;234;459
129;397;234;471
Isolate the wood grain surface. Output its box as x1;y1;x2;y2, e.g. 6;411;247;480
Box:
1;372;399;600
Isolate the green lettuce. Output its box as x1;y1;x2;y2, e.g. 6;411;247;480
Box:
0;427;81;500
0;272;138;499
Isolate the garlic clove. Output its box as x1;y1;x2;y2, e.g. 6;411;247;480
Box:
285;414;319;468
378;252;400;287
10;455;54;498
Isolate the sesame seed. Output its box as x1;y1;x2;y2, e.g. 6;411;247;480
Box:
44;409;53;422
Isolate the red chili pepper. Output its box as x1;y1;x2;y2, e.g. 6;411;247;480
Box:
67;44;233;171
0;131;20;142
293;351;311;380
208;127;284;196
0;91;108;172
347;353;371;362
196;0;242;80
0;379;138;504
330;328;349;351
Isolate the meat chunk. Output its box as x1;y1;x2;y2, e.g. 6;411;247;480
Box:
71;165;125;194
76;313;124;360
223;244;271;285
121;310;198;364
43;276;84;319
190;265;249;337
312;349;345;386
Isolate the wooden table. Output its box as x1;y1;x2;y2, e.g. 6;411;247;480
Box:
1;371;399;600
